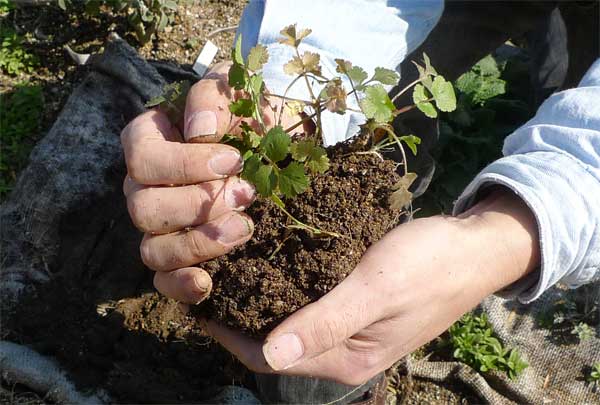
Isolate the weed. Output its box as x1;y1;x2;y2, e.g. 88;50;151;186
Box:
58;0;183;45
0;0;14;14
448;313;528;380
0;26;38;76
423;54;532;213
537;287;598;344
0;84;44;198
588;362;600;387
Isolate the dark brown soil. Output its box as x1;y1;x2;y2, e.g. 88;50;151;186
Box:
198;146;404;336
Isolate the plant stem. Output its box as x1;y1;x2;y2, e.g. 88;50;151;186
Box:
382;126;409;175
270;195;342;238
391;78;421;104
284;110;318;133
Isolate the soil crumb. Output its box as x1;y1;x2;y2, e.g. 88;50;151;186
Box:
197;147;403;336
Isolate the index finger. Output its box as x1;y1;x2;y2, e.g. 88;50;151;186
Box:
121;110;242;185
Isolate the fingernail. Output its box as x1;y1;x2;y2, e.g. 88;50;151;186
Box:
189;271;212;304
185;111;217;140
218;213;253;244
225;178;256;210
263;333;304;371
210;151;243;176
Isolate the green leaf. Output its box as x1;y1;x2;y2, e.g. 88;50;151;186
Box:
278;162;309;197
242;154;276;197
360;84;395;123
232;34;244;66
247;44;269;71
249;73;264;96
290;139;314;162
163;0;178;11
58;0;67;10
260;126;291;163
347;66;368;86
145;95;166;108
242;129;262;149
157;11;169;31
399;135;421;156
412;83;437;118
371;67;399;85
229;98;254;117
306;147;329;174
241;153;261;182
228;63;246;90
423;53;438;76
476;55;501;77
431;76;457;112
255;164;277;197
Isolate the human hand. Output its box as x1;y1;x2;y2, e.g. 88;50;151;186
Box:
202;189;540;385
121;62;299;304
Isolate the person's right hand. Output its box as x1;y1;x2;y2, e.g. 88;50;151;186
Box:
121;62;297;304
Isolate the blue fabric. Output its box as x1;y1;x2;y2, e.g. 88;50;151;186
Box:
237;1;600;302
237;0;444;145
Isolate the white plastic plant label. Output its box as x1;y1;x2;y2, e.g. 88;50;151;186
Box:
193;40;219;77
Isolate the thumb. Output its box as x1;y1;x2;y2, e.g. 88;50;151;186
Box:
262;271;382;371
183;62;237;143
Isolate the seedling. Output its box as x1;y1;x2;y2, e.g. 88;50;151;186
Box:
221;25;455;236
537;288;598;344
57;0;182;45
588;362;600;388
148;25;456;237
448;313;528;380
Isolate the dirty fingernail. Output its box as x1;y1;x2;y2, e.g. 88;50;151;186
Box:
218;213;253;245
189;270;212;303
263;333;304;371
225;179;256;210
185;111;217;140
210;151;243;176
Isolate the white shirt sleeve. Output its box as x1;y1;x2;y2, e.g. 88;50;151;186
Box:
236;0;444;145
454;59;600;303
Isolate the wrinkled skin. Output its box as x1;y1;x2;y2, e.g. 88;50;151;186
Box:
121;63;540;385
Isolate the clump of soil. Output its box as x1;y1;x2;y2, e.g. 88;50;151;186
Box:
198;145;403;336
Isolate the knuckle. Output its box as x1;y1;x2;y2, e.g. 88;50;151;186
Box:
139;237;155;269
189;183;216;220
188;230;210;262
356;351;381;372
127;193;151;231
125;144;149;183
308;315;347;353
152;272;164;292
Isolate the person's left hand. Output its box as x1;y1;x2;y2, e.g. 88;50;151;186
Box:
200;189;540;385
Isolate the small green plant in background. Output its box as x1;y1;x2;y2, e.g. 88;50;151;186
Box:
448;313;528;380
537;289;598;344
422;54;532;213
0;0;14;14
0;26;38;76
58;0;181;45
588;363;600;388
0;84;44;198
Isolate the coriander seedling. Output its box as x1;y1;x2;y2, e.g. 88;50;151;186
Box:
148;25;456;238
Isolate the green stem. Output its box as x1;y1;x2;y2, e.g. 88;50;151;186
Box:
381;125;409;175
270;195;341;238
390;77;422;104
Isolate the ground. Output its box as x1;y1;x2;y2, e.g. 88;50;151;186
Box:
0;1;533;404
